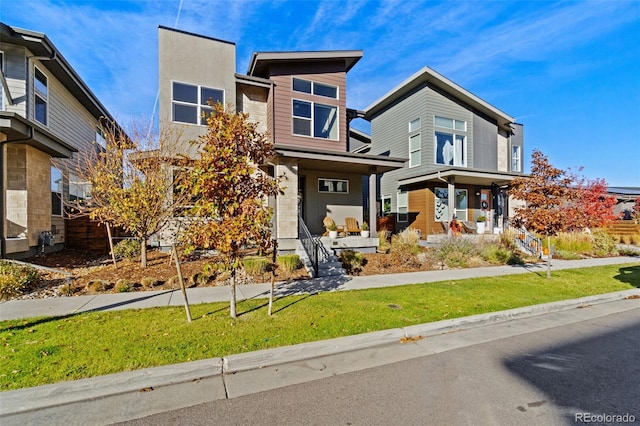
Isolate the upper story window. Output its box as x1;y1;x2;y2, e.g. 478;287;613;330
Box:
435;116;466;131
409;118;421;168
435;132;466;167
172;81;224;125
34;66;48;126
292;99;338;140
512;145;521;172
96;126;106;149
292;77;338;99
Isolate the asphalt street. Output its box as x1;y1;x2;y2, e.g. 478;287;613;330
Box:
118;303;640;426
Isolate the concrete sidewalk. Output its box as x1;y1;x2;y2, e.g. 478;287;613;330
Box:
0;256;637;321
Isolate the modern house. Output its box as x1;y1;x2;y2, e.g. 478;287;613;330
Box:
365;67;525;237
157;26;405;256
0;22;119;259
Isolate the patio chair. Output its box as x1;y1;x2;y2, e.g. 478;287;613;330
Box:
322;217;343;236
344;217;361;235
461;221;477;234
440;221;449;234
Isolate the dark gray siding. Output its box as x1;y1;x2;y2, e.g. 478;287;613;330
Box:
370;83;472;212
472;114;498;170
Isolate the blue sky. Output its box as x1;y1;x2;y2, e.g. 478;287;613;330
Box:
2;0;639;186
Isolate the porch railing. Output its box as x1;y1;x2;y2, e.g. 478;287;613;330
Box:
509;222;542;257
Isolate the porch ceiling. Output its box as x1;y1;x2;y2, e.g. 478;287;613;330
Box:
274;144;406;174
399;167;525;188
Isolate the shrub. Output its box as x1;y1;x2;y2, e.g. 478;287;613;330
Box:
140;276;162;288
0;261;41;301
277;254;301;273
592;229;618;257
115;279;134;293
242;256;270;276
552;232;593;255
391;228;421;256
190;272;209;287
377;228;391;253
435;237;481;268
86;279;111;293
338;250;366;275
553;249;582;260
112;239;140;259
618;247;640;256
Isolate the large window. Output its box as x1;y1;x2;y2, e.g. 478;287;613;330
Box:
292;77;338;99
51;166;62;216
172;81;223;125
512;145;521;172
435;132;466;166
293;99;338;140
318;178;348;194
434;187;468;221
397;191;408;222
34;66;48;125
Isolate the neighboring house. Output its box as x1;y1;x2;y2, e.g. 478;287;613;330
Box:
0;22;119;259
607;187;640;219
365;67;525;237
157;26;405;253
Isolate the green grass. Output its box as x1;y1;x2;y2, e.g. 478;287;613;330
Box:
1;263;638;391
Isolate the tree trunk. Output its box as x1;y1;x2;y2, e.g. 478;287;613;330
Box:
140;238;147;268
546;235;551;279
230;268;237;318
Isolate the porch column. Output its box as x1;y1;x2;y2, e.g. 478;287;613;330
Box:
369;171;377;238
274;158;298;239
448;177;456;221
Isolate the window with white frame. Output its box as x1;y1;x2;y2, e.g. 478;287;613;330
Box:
512;145;521;172
397;191;408;222
96;126;106;149
293;99;338;140
409;118;421;168
434;116;466;131
382;195;391;216
172;81;224;125
51;166;62;216
435;132;466;166
34;66;48;125
292;77;338;99
69;173;91;202
318;178;348;193
434;187;468;221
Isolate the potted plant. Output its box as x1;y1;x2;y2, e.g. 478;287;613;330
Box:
327;223;339;239
476;215;486;234
360;221;370;238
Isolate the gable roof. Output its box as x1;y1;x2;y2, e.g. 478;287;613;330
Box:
364;66;515;130
0;22;116;123
247;50;363;78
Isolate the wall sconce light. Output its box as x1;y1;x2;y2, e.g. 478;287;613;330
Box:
475;191;480;196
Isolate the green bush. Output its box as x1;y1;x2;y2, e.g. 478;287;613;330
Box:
338;250;366;275
0;261;41;301
114;279;134;293
277;254;301;273
592;229;618;257
243;256;270;276
112;239;140;259
435;237;481;268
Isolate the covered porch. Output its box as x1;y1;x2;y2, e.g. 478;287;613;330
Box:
398;167;524;237
268;144;405;252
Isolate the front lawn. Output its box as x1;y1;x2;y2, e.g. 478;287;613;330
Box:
1;263;638;391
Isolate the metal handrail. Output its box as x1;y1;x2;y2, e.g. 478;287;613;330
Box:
298;215;319;277
509;222;542;257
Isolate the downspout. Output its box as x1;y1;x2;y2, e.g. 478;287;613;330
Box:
0;125;34;258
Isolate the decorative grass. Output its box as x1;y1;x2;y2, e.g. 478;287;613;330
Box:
1;263;637;391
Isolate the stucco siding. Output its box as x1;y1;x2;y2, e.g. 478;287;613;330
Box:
158;27;236;153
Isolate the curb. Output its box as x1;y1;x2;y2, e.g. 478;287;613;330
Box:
2;288;639;418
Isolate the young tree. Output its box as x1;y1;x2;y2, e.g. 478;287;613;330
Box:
509;150;576;278
63;120;190;267
181;103;280;318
